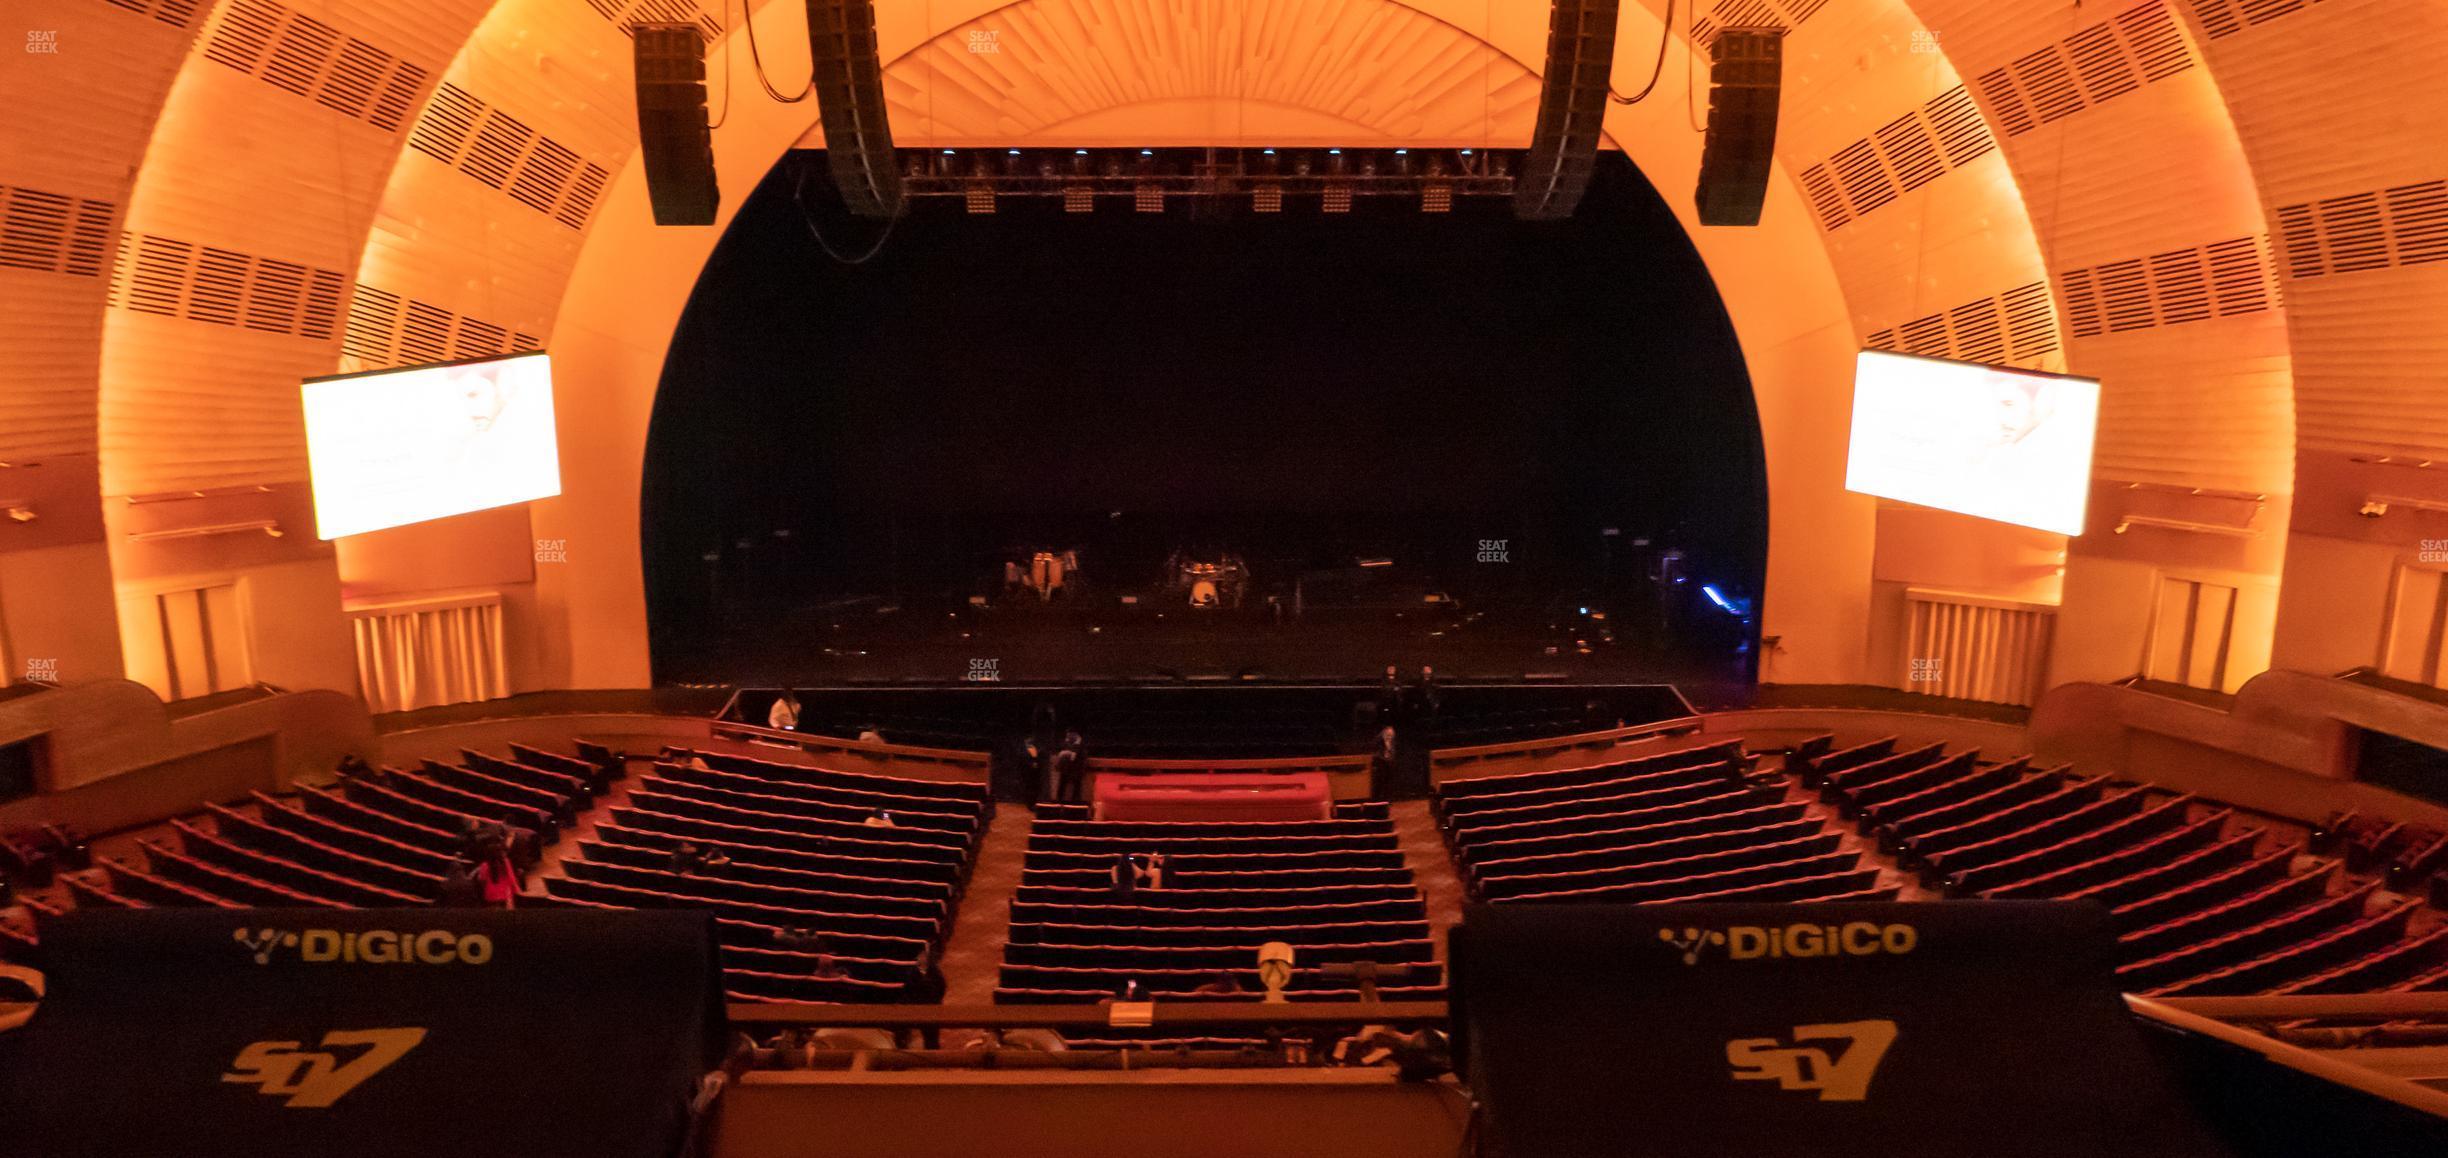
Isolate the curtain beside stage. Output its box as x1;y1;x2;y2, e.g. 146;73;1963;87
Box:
349;594;509;714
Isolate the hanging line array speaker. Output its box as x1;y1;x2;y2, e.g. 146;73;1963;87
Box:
1694;27;1784;227
633;23;720;227
806;0;904;219
1515;0;1623;221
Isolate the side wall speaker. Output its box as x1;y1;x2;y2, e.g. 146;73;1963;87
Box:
806;0;903;219
1693;28;1784;227
1514;0;1622;221
632;23;720;226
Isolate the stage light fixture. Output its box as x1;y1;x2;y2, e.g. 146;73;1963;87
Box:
1253;183;1283;213
964;185;997;213
1323;183;1352;213
1421;183;1452;213
1134;183;1165;213
1063;186;1095;213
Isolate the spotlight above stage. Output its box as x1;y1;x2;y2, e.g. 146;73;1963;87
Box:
876;147;1521;215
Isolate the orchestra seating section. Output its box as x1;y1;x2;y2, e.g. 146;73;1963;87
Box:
1434;737;1898;906
1425;729;2448;998
1795;737;2448;996
532;747;988;1003
996;801;1442;1004
0;741;992;1007
0;740;618;935
9;717;2448;1009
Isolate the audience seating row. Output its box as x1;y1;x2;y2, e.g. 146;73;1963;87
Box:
1434;735;1882;907
1808;734;2448;997
8;742;620;938
549;748;990;1003
995;805;1440;1004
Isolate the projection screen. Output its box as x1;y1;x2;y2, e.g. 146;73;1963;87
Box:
303;352;562;539
1844;350;2100;536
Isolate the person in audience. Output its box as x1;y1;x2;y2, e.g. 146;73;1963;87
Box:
1378;665;1407;725
1415;665;1442;721
39;823;90;872
811;954;849;981
903;947;948;1048
470;828;518;908
437;859;486;907
767;1029;810;1071
335;754;374;782
863;809;898;829
1370;723;1399;790
1024;734;1055;802
856;723;885;744
1108;853;1139;897
1052;729;1085;802
1190;972;1245;997
1138;851;1168;891
775;926;825;954
767;691;802;731
700;847;732;871
668;841;708;875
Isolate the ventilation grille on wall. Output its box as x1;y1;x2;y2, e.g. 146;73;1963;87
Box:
1688;0;1826;45
341;285;540;369
584;0;724;40
2189;0;2333;40
2273;179;2448;281
1863;282;2060;363
1975;0;2193;138
104;0;207;28
2056;234;2280;338
102;230;345;340
0;184;119;278
406;82;614;231
199;0;429;132
1799;86;1996;232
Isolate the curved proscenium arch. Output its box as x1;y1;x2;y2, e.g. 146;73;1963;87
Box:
30;0;2425;700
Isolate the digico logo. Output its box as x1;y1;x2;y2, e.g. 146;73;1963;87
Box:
1726;1020;1899;1102
223;1028;427;1108
1659;922;1916;966
234;927;494;966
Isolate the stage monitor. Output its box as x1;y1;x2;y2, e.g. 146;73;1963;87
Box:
1844;350;2099;535
302;352;562;539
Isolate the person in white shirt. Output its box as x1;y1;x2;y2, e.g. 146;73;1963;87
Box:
767;692;801;731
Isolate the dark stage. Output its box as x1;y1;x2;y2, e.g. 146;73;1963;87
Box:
644;151;1765;691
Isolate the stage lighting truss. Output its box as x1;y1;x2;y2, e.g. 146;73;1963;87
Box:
890;147;1518;213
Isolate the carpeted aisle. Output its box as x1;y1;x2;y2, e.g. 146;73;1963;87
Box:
939;806;1037;1003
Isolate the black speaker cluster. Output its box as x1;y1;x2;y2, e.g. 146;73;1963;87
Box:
632;24;720;226
1694;29;1785;227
